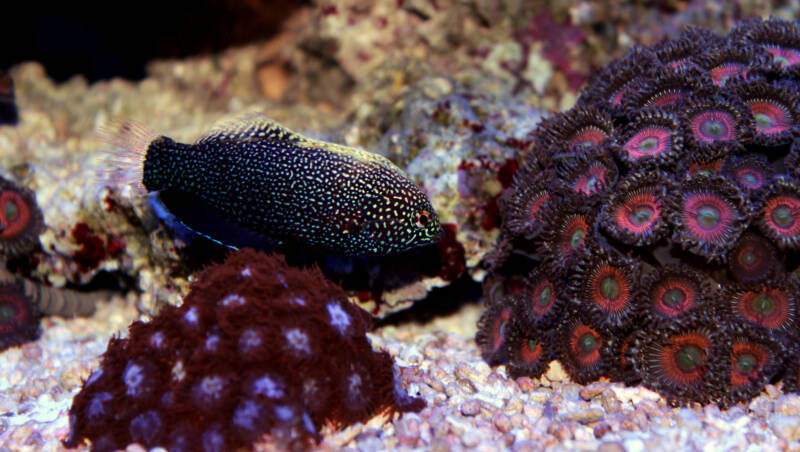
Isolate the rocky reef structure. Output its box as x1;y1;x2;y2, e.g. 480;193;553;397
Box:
63;249;424;451
481;17;800;407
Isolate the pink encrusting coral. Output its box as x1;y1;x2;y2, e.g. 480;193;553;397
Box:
63;249;425;451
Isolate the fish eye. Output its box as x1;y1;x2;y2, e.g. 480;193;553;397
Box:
415;210;430;228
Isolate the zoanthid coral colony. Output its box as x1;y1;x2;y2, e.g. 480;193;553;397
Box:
64;249;424;452
481;17;800;407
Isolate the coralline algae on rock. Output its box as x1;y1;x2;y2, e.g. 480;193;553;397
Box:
63;249;424;451
481;17;800;408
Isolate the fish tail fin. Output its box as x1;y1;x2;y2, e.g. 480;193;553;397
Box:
94;119;158;196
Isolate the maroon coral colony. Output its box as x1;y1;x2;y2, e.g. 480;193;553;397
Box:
481;17;800;407
64;249;424;452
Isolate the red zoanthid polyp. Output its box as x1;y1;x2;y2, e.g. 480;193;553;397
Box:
501;167;559;238
506;332;554;380
729;79;800;146
727;233;779;285
723;154;774;193
637;265;716;327
0;175;44;258
572;249;640;331
632;324;725;406
0;274;41;352
476;302;517;366
758;177;800;250
614;109;684;168
599;171;670;246
718;330;785;408
519;267;565;330
63;249;424;452
668;174;750;263
482;17;800;408
557;315;611;384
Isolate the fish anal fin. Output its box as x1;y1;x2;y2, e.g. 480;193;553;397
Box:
154;189;283;251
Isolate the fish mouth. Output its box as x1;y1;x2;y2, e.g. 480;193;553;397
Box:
428;224;445;242
388;226;443;254
357;214;444;254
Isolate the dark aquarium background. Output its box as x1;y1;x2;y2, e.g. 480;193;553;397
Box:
0;1;308;82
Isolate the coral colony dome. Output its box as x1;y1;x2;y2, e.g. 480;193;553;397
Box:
64;250;424;451
480;17;800;408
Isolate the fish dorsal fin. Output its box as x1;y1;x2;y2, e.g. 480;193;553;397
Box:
195;113;404;173
194;113;294;145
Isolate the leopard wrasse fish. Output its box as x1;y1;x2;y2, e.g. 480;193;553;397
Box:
100;114;442;256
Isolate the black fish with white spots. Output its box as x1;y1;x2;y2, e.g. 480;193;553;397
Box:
101;114;442;255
